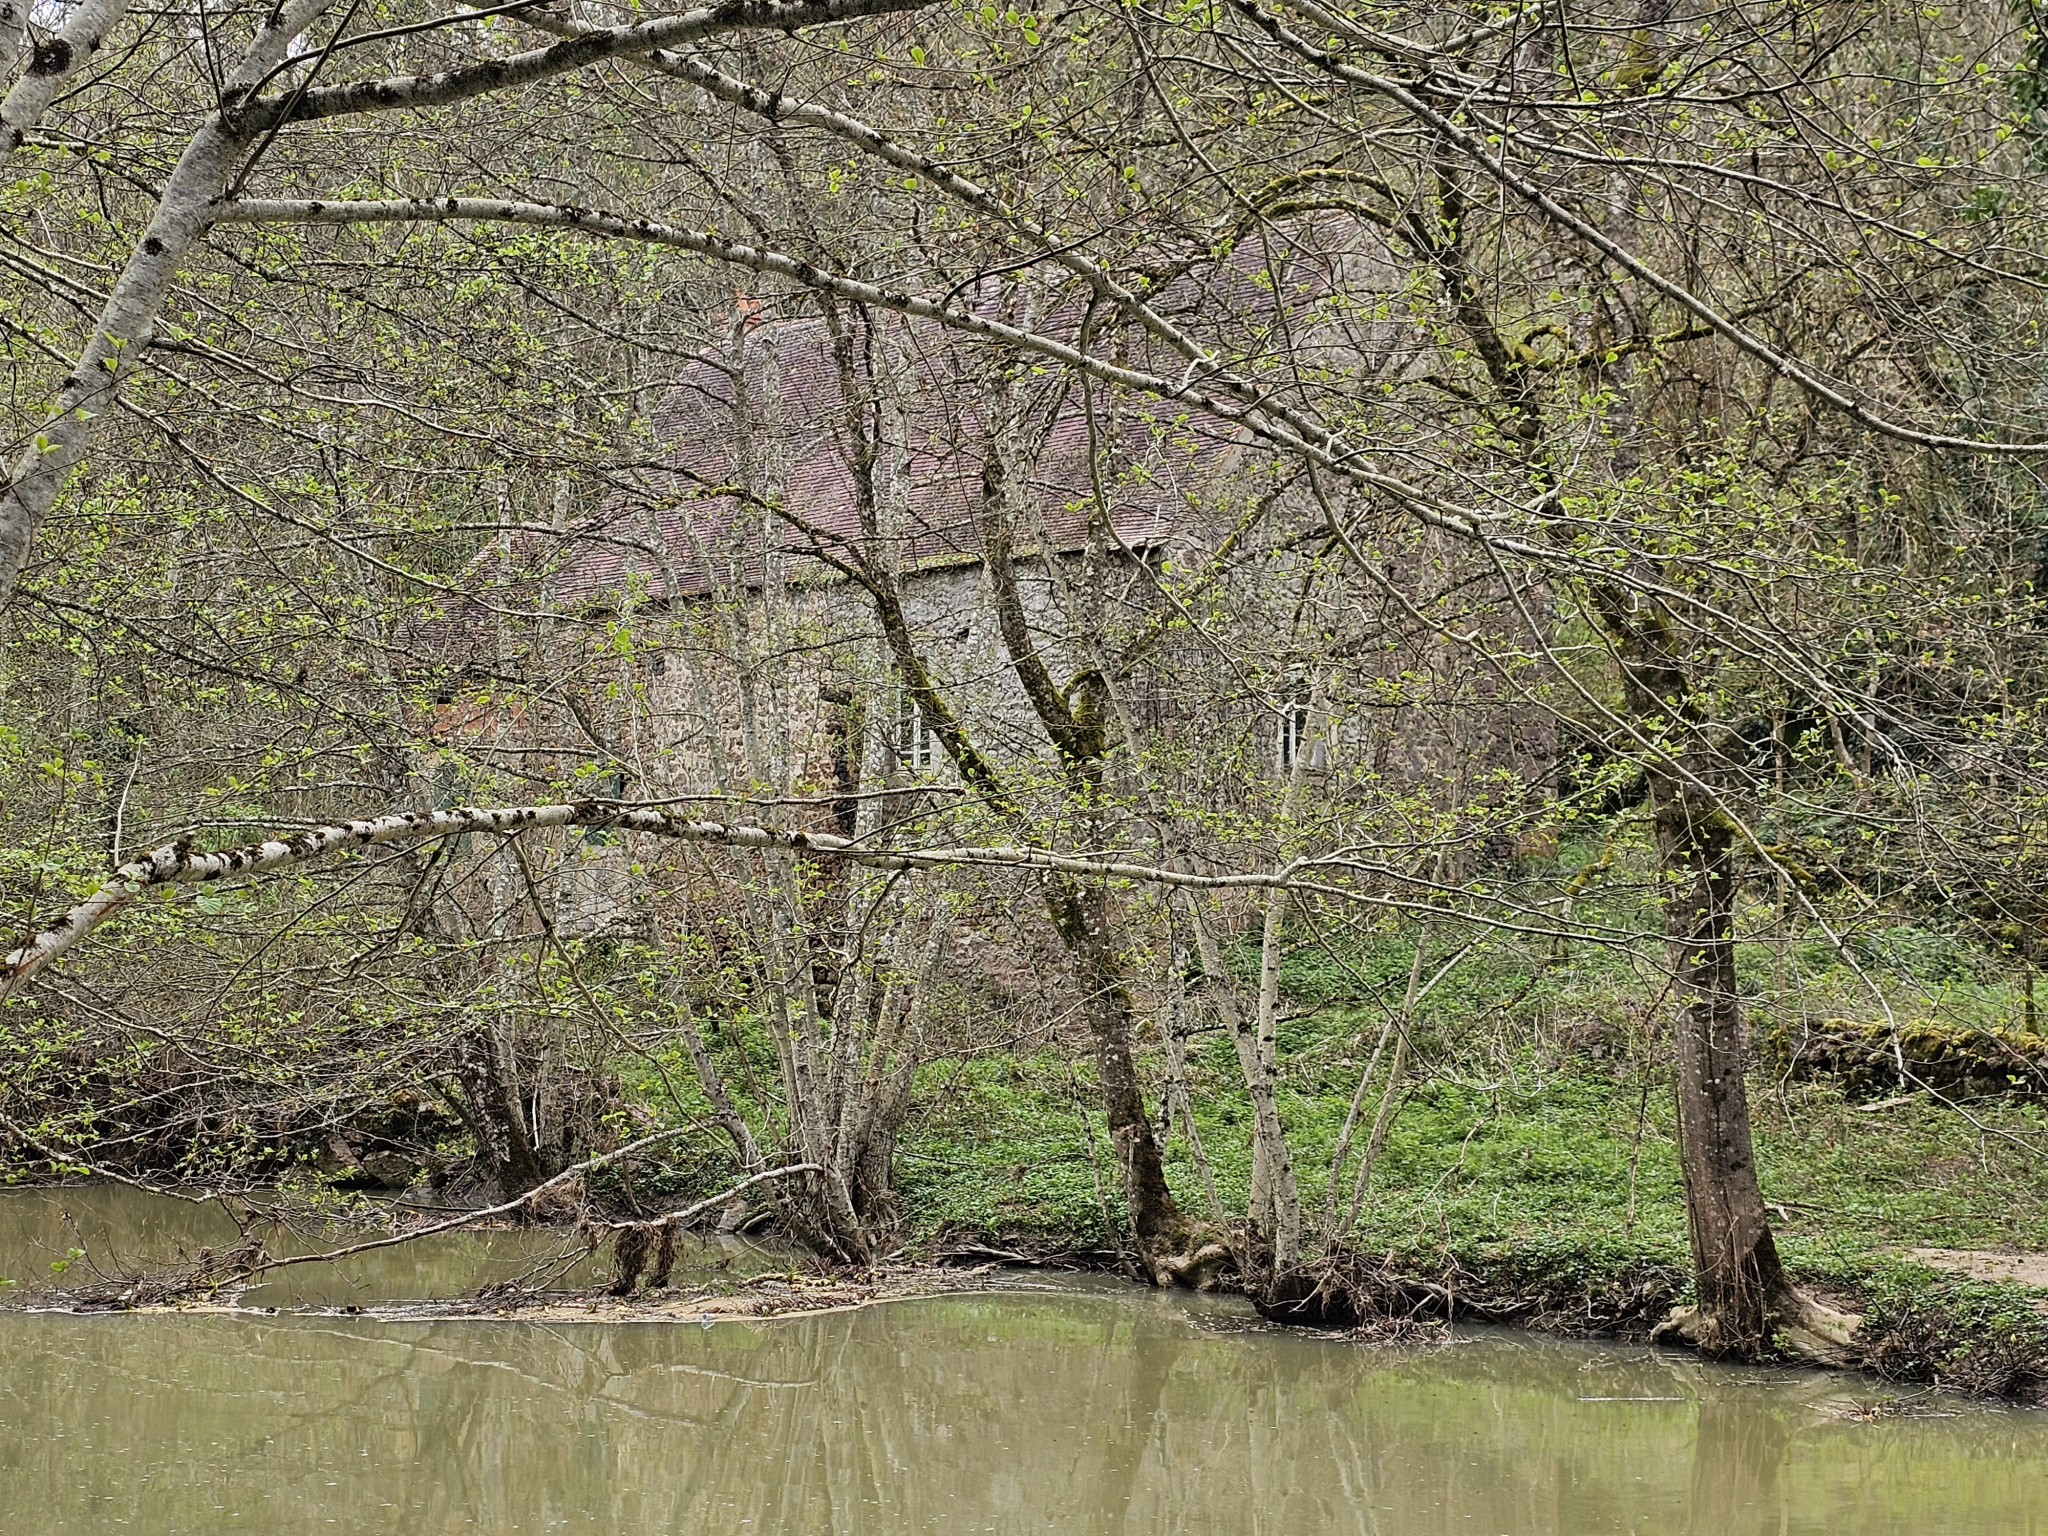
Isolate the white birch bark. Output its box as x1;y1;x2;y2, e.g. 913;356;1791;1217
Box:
0;0;930;606
1200;676;1322;1271
0;0;128;166
0;0;22;86
1189;890;1302;1270
1335;1027;1407;1241
259;0;923;132
668;349;857;1243
0;0;332;601
1249;892;1304;1268
1160;926;1228;1227
629;509;769;1179
0;803;1310;999
836;896;951;1182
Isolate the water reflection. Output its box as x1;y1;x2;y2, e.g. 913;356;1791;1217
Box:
3;1194;2046;1534
1688;1391;1792;1536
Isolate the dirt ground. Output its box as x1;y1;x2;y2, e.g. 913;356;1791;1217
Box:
1904;1248;2048;1287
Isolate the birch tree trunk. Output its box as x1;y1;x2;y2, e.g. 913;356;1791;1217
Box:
0;0;23;87
0;0;332;600
0;0;130;166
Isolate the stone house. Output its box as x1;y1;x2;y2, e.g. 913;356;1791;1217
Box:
414;295;1558;932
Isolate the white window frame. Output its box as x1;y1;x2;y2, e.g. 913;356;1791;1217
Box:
1277;689;1311;775
896;687;938;776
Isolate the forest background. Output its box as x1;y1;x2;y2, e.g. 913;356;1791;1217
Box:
4;0;2048;1388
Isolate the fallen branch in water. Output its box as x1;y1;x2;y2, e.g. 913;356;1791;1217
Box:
579;1164;826;1239
217;1148;823;1292
28;1132;817;1309
583;1165;828;1294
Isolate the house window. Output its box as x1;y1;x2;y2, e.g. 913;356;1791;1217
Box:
896;688;939;775
1277;688;1311;775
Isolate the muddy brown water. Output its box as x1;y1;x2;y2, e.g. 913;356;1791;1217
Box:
3;1189;2046;1533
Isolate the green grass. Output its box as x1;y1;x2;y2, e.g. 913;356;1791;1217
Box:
893;1043;2048;1263
629;828;2048;1386
889;859;2048;1357
894;1053;1128;1244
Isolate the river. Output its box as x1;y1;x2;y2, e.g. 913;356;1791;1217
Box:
2;1188;2043;1533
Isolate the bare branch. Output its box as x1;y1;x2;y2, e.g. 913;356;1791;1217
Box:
246;0;931;131
212;194;1532;536
1231;0;2048;456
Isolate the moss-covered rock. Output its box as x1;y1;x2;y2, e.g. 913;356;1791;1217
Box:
1769;1017;2048;1101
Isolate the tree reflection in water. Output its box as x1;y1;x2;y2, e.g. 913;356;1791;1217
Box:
2;1292;2043;1533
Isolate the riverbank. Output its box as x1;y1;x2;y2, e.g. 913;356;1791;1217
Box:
888;1047;2048;1402
5;1156;2044;1403
12;916;2048;1398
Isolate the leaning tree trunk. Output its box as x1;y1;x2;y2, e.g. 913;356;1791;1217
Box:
1650;773;1857;1362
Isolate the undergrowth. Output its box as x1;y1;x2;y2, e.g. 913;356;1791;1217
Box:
623;831;2048;1392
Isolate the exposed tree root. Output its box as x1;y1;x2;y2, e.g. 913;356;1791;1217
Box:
1857;1274;2048;1404
1653;1284;1863;1366
1147;1239;1234;1290
1246;1254;1442;1341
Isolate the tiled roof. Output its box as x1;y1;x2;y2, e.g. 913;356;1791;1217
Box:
406;222;1379;666
550;310;1247;609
